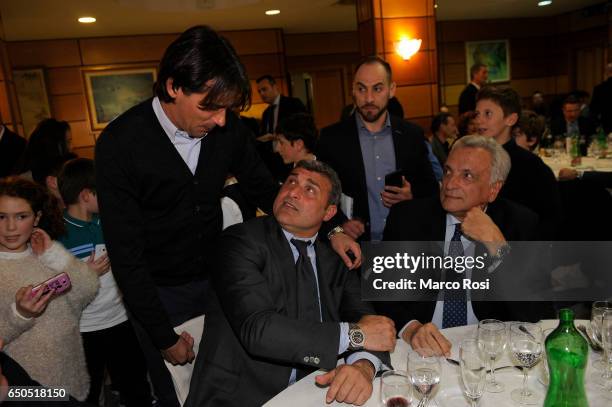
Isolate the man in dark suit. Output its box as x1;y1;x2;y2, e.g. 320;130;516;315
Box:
0;124;26;178
186;160;395;407
476;86;562;240
458;63;488;114
590;63;612;134
380;135;547;356
550;95;596;140
318;56;438;242
256;75;306;182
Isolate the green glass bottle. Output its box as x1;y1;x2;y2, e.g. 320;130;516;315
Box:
544;309;589;407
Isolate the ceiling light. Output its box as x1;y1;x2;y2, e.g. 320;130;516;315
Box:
538;1;552;6
395;37;422;61
78;17;96;23
265;9;280;15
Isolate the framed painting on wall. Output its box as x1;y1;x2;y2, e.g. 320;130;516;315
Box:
13;68;51;137
83;66;157;130
465;40;510;83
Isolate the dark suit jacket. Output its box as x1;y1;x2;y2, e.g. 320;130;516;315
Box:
185;216;390;407
458;83;479;114
95;99;278;349
591;77;612;133
317;114;438;241
501;139;562;240
377;196;552;331
0;126;26;178
549;115;596;139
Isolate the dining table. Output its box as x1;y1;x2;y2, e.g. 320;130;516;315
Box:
264;320;609;407
541;154;612;178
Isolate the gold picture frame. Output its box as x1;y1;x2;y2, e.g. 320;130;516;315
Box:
83;66;157;130
13;68;52;137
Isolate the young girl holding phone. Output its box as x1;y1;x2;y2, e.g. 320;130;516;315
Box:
0;177;99;401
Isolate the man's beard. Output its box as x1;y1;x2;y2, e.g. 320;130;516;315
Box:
356;102;388;123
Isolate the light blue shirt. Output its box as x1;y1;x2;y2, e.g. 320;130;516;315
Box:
281;229;382;385
152;97;203;175
425;141;443;182
356;113;396;241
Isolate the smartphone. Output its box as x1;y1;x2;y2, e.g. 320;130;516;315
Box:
384;170;404;188
94;244;107;260
30;272;71;298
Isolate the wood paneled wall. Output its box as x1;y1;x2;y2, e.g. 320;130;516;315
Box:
438;10;608;119
6;29;285;158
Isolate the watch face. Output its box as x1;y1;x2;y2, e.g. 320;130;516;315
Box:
350;330;364;345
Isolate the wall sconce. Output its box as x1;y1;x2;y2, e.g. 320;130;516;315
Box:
395;37;422;60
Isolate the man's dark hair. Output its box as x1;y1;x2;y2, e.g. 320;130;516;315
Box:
563;95;580;107
476;86;522;118
294;160;342;207
470;63;486;80
515;110;545;151
275;113;318;153
58;158;96;206
354;56;392;83
256;75;276;85
431;112;452;135
154;25;251;111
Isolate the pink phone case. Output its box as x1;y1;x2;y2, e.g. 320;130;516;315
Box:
30;272;72;297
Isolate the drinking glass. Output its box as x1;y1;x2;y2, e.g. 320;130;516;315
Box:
509;323;543;405
380;370;412;407
594;311;612;392
591;301;612;371
539;328;554;387
478;319;506;392
407;348;441;407
460;339;487;407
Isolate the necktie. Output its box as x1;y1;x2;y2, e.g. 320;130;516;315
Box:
290;239;320;322
442;224;467;328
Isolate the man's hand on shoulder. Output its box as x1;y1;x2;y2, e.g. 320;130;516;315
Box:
315;360;375;405
342;219;365;240
358;315;396;352
161;331;195;365
402;321;451;357
329;232;362;269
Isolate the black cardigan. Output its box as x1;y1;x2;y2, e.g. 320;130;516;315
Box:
95;99;277;348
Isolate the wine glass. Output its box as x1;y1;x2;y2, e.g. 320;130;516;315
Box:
380;370;412;407
478;319;506;392
460;339;487;407
591;301;612;371
509;322;543;405
407;348;441;407
592;311;612;391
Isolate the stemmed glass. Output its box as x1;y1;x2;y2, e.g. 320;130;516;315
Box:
591;301;612;371
380;370;412;407
407;348;441;407
509;323;543;405
460;339;487;407
478;319;506;392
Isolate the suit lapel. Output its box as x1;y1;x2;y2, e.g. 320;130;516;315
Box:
391;115;408;170
345;115;369;219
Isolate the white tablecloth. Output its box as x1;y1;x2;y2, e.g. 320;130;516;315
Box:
264;320;608;406
542;155;612;177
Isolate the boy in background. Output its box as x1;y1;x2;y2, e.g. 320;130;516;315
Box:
58;158;153;406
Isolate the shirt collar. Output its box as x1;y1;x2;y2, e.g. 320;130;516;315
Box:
446;213;462;227
273;94;281;106
470;81;481;90
152;97;181;142
281;227;318;245
355;111;391;133
63;210;100;228
0;125;5;143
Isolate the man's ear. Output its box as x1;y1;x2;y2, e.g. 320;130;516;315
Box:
165;78;179;99
323;205;337;222
488;180;504;203
294;139;305;151
45;176;58;193
389;81;397;98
